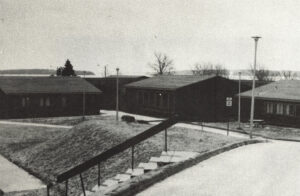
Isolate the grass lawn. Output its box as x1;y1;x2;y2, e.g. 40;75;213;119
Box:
0;116;247;196
203;121;300;140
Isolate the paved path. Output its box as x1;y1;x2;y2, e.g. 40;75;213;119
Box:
0;155;45;193
0;120;72;129
138;141;300;196
101;110;249;139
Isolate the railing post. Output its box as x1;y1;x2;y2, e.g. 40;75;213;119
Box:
131;145;134;170
79;174;86;196
164;129;167;152
65;180;68;196
97;163;101;186
47;184;50;196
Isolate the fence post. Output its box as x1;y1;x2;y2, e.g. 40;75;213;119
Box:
97;163;101;186
65;180;68;196
131;145;134;170
47;185;50;196
227;121;229;136
79;174;86;196
164;129;167;152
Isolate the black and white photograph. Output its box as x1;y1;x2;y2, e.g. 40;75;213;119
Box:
1;0;300;195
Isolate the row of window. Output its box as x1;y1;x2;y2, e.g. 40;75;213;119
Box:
265;102;299;116
21;97;67;108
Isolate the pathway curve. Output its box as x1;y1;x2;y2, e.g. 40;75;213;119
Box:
0;120;72;129
0;155;46;193
101;110;249;139
138;141;300;196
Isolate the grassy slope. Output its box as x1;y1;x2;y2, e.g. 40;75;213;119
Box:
0;117;245;195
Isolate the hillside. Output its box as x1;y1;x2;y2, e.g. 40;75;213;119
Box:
0;116;244;195
0;69;95;75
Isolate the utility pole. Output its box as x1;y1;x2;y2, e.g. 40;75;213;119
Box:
250;36;261;139
116;68;119;121
83;71;86;120
238;72;241;129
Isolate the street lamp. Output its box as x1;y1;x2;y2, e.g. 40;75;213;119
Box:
249;36;261;139
83;71;86;119
238;71;241;129
116;68;119;121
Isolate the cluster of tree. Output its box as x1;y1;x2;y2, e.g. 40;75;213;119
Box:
56;59;76;76
192;63;229;77
249;65;298;81
148;52;230;77
148;52;299;81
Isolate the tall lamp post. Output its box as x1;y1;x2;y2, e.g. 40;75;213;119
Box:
83;71;86;119
238;71;241;129
249;36;261;139
116;68;119;121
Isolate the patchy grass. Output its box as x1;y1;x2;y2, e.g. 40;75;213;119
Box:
203;121;300;140
0;116;246;196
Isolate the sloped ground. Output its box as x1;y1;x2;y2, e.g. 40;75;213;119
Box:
0;116;246;196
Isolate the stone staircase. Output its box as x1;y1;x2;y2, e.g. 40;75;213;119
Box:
81;151;199;196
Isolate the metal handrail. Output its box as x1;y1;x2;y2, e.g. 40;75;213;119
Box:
50;115;179;195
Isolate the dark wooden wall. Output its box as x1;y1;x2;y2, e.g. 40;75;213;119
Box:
0;93;101;119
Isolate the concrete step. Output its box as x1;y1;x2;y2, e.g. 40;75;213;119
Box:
92;185;106;192
102;179;119;187
125;168;144;177
80;190;94;196
149;156;172;166
114;173;131;182
161;151;199;158
137;162;158;172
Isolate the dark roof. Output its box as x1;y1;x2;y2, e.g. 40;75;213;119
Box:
125;75;216;90
0;76;102;95
239;80;300;102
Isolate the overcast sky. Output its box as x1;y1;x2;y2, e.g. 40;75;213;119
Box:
1;0;300;75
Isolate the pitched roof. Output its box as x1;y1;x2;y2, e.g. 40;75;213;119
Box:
125;75;216;90
0;76;102;95
239;80;300;102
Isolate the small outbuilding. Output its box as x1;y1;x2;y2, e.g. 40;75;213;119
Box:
0;76;102;119
124;75;241;121
239;80;300;127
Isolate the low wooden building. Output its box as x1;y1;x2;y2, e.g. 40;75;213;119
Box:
0;76;102;119
124;75;241;121
85;75;148;110
239;80;300;127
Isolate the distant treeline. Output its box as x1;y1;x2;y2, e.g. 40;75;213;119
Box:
0;69;95;75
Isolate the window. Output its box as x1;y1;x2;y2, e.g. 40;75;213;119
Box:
138;92;143;105
21;97;26;107
45;97;50;107
62;97;67;107
266;102;273;114
40;98;44;107
290;105;295;116
276;103;283;115
163;93;168;108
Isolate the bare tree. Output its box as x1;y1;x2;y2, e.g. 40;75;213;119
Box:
280;70;297;80
149;52;174;75
192;62;229;77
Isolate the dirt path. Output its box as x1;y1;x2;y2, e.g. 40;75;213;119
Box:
0;120;72;129
138;141;300;196
0;155;45;193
